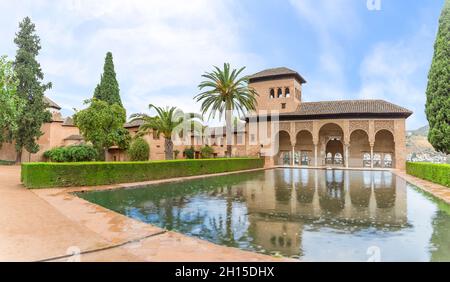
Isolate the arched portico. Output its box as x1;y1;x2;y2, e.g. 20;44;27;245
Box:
269;119;402;169
295;130;314;166
319;123;345;167
349;130;371;168
374;130;395;168
275;130;292;165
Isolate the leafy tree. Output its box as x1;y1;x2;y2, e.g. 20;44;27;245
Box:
13;17;52;162
426;0;450;155
131;105;202;160
173;149;180;159
183;147;195;159
0;55;24;147
93;52;122;106
196;63;257;158
74;99;130;160
128;137;150;161
200;145;214;159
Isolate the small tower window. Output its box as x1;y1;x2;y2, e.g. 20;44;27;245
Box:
277;88;283;98
281;103;286;109
285;87;290;98
269;89;275;99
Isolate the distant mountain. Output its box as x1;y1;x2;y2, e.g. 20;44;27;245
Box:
407;125;429;136
406;125;447;163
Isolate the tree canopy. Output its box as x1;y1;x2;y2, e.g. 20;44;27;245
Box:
74;99;130;160
195;63;257;157
131;104;202;160
93;52;122;107
425;0;450;154
13;17;52;162
0;56;24;146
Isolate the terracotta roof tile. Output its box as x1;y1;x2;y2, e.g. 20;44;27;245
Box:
64;134;84;141
286;100;412;116
44;96;61;110
249;67;307;84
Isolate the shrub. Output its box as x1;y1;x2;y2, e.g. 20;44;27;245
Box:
44;145;98;162
200;145;214;159
128;138;150;161
0;160;14;165
183;147;195;159
406;162;450;188
21;158;265;188
173;150;180;159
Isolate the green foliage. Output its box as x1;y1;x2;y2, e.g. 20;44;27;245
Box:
0;160;15;165
406;162;450;188
183;147;195;159
425;1;450;154
13;17;52;160
0;55;24;146
44;145;98;162
128;137;150;161
130;104;202;160
74;99;130;160
200;145;214;159
173;150;180;159
21;158;265;188
93;52;122;106
195;63;258;157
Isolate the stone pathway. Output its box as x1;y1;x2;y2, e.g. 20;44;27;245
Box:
0;166;287;262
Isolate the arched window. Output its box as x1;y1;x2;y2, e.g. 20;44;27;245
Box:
326;152;333;165
285;87;291;98
363;153;371;167
277;88;283;98
384;154;392;168
334;153;343;165
373;153;382;167
269;89;275;99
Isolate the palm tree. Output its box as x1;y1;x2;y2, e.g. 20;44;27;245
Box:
131;104;202;160
195;63;258;158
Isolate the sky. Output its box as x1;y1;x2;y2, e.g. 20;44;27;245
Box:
0;0;445;130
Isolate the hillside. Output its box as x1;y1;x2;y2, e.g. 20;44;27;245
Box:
406;125;447;163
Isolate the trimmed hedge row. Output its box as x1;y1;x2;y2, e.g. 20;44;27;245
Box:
406;162;450;188
21;158;264;189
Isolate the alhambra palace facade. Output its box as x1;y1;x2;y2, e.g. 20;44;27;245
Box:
0;67;412;170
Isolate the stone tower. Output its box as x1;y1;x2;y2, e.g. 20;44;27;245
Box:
248;67;306;113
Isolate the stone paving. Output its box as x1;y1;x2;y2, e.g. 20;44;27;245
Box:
0;166;285;262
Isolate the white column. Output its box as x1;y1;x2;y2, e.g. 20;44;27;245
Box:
370;145;374;169
345;144;349;168
314;144;318;167
292;146;295;166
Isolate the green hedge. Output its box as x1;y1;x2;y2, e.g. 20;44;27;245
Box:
21;158;264;189
0;160;14;165
406;162;450;188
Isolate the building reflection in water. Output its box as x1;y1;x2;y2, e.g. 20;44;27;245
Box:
79;168;450;260
244;169;407;257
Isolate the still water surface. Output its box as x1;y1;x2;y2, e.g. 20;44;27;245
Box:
77;169;450;261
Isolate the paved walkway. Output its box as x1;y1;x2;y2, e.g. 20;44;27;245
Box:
0;166;286;262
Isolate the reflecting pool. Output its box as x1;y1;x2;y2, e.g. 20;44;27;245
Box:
77;169;450;261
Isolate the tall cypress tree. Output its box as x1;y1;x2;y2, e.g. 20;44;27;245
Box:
13;17;52;163
93;52;122;106
425;0;450;155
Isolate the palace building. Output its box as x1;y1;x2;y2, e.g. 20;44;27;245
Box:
0;67;412;170
244;67;412;170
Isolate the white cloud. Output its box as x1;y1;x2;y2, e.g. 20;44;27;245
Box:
289;0;362;101
0;0;262;125
358;26;435;129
